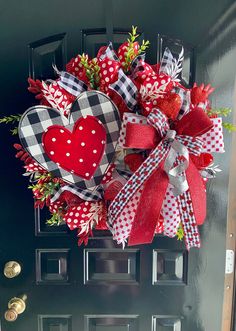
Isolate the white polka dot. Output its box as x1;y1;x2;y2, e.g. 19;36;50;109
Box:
75;67;79;72
92;130;96;134
83;115;87;119
56;162;60;166
93;149;97;154
52;138;56;142
67;139;71;144
67;218;71;223
60;129;64;133
101;140;105;144
50;151;54;155
74;219;78;224
79;158;83;162
108;61;112;65
66;152;70;156
105;77;110;82
69;212;73;216
71;170;74;174
107;172;111;176
109;67;114;72
93;163;96;167
73;225;77;229
82;214;85;217
102;63;106;68
79;126;83;130
81;142;85;147
103;70;107;75
146;83;152;88
50;88;55;93
57;91;62;96
98;120;102;124
85;173;89;177
83;207;87;212
141;74;146;79
161;79;166;84
85;201;89;206
77;206;81;210
75;213;79;217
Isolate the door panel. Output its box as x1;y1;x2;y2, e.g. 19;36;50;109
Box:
0;22;234;331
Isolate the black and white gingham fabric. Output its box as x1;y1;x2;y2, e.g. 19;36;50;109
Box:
159;47;175;76
109;69;137;110
130;53;146;71
19;91;121;192
99;42;119;61
51;184;104;203
58;71;88;97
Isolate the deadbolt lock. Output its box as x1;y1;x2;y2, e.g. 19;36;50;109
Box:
4;261;21;278
4;295;27;322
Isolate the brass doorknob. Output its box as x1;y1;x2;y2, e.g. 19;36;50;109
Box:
4;295;27;322
4;261;21;278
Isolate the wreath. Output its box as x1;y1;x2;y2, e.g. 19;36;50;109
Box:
1;26;234;249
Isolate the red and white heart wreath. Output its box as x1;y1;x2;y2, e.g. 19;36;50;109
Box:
2;26;233;249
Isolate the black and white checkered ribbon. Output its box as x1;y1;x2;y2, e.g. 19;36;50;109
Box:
53;66;88;97
51;185;104;203
109;69;137;110
109;108;202;249
99;42;119;61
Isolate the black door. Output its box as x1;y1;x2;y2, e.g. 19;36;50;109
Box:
0;2;235;331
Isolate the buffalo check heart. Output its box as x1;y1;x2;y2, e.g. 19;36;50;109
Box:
18;91;121;190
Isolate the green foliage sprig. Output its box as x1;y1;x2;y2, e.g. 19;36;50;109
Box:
80;54;100;90
176;223;184;241
222;122;236;132
0;114;22;124
46;211;64;226
124;26;150;72
207;107;232;117
0;114;21;135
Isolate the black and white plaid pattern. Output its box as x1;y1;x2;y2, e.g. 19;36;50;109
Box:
110;69;137;110
100;42;119;61
51;184;103;203
19;91;121;191
177;190;201;249
160;47;175;76
130;53;146;71
58;71;88;97
172;86;191;119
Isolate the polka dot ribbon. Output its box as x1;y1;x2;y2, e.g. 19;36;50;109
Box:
109;106;214;250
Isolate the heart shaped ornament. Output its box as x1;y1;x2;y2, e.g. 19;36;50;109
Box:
19;91;121;190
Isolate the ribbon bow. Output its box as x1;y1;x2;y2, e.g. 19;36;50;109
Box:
109;106;213;250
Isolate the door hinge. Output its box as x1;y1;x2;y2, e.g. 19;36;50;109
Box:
225;250;235;274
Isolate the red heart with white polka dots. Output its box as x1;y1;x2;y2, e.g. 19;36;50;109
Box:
43;116;106;179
